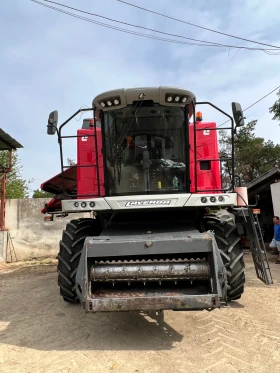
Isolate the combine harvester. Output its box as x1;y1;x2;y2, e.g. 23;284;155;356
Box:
41;87;272;313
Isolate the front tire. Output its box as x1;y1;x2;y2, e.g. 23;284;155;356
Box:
204;217;245;301
57;217;102;303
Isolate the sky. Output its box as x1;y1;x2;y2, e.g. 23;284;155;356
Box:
1;0;280;195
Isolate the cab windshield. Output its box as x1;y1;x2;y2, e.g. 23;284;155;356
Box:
103;104;187;196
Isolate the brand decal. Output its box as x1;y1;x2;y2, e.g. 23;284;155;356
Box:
125;200;171;207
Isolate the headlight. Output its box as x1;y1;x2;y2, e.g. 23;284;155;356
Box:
81;202;87;208
201;197;207;203
210;197;216;203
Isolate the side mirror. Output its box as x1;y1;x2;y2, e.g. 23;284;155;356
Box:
47;110;58;135
232;102;245;127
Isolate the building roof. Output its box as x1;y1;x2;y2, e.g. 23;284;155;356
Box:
0;128;23;151
246;167;280;196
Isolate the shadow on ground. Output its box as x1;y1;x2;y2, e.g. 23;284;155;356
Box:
1;251;278;352
0;269;184;352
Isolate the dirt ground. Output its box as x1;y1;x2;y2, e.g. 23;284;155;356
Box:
1;253;280;373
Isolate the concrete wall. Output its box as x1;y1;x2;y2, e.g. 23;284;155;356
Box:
0;198;90;262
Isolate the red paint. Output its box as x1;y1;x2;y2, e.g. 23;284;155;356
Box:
41;120;221;209
76;127;105;198
189;121;221;193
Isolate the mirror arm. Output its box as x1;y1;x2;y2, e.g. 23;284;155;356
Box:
58;108;93;136
238;114;246;125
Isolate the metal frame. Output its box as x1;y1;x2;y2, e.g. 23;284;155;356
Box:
192;101;235;193
75;231;226;312
54;93;237;200
233;207;273;285
184;104;190;191
56;107;101;198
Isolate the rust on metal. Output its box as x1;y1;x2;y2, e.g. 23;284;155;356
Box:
85;293;220;312
203;233;212;240
90;261;209;282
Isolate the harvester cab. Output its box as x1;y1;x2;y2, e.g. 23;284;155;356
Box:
42;86;272;313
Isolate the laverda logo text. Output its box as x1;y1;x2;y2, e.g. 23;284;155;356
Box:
125;200;171;207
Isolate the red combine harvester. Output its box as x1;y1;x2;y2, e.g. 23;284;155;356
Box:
41;87;272;313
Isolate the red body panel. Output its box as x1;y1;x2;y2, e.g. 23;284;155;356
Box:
189;122;221;193
76;127;105;198
40;166;76;195
41;198;62;214
41;120;221;213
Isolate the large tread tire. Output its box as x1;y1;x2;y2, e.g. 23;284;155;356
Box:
204;217;245;301
57;217;102;303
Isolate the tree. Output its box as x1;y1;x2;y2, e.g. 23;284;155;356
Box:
220;120;280;185
0;150;32;199
269;89;280;123
32;189;54;198
67;158;75;166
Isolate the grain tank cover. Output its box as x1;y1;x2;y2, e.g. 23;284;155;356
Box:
92;87;196;111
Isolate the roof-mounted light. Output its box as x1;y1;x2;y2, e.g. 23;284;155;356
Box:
93;87;196;110
196;111;203;121
98;96;121;109
165;93;190;105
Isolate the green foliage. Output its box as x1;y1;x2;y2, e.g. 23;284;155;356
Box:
0;150;32;199
32;189;54;198
269;89;280;123
220;120;280;184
